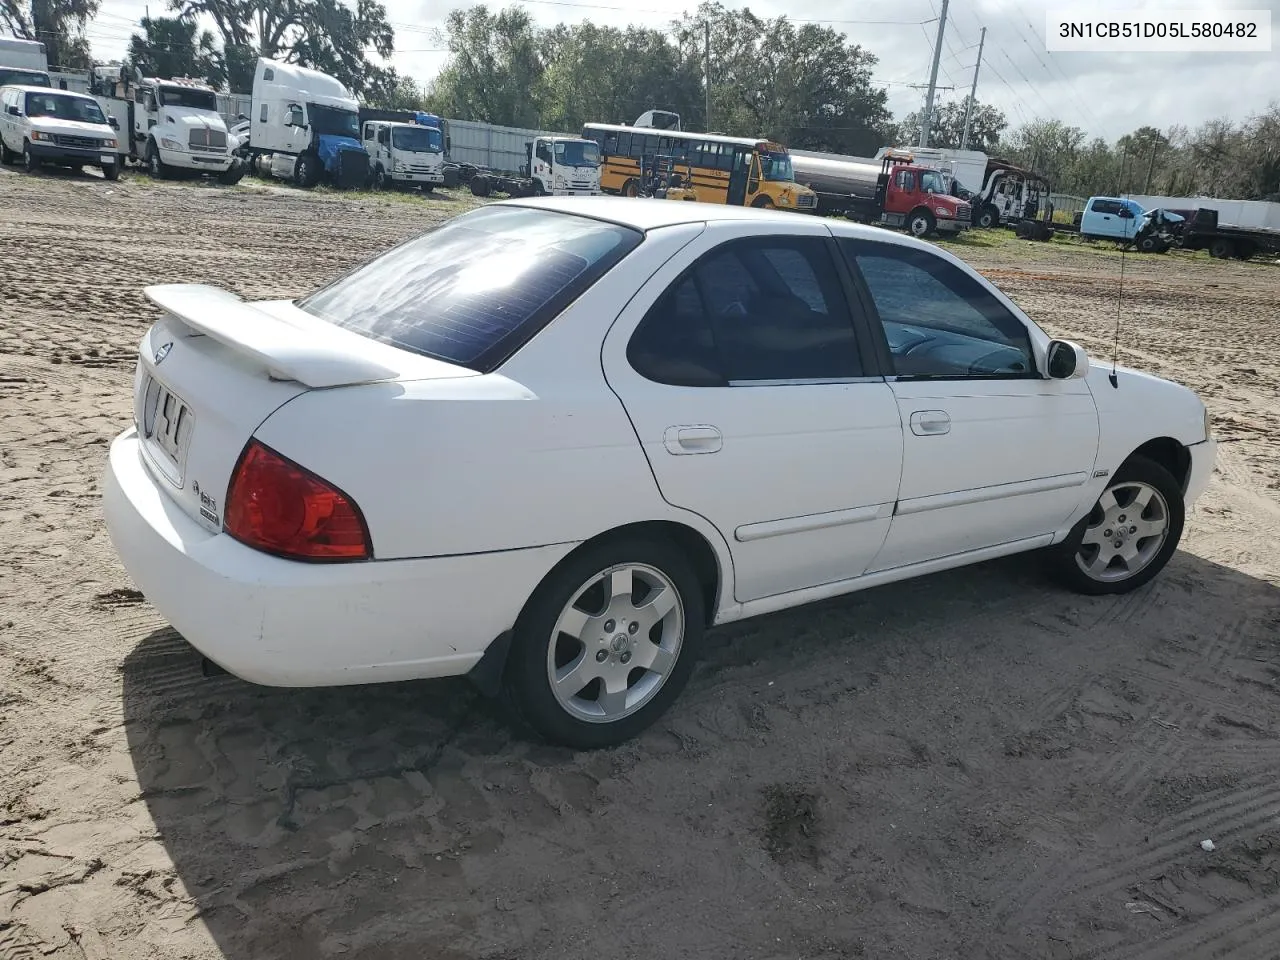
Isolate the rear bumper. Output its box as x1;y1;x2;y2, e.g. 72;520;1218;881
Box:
1184;438;1217;509
28;141;116;165
102;429;574;687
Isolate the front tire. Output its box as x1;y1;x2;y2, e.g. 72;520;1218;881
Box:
102;162;120;181
146;140;169;179
22;142;39;173
1047;455;1185;596
294;154;320;188
908;208;936;238
750;195;774;209
504;538;705;749
977;204;999;228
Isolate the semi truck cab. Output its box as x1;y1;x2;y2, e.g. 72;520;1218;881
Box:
878;156;971;236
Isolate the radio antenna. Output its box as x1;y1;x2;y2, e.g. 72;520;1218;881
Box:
1109;239;1126;389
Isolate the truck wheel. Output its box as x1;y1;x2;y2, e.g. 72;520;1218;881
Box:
146;141;171;179
372;165;387;190
750;196;774;209
907;209;936;238
622;178;639;198
22;143;39;174
977;205;999;228
1137;235;1159;253
470;176;491;198
217;162;245;186
1209;238;1234;259
0;140;13;164
294;154;320;188
1232;243;1256;261
102;161;120;182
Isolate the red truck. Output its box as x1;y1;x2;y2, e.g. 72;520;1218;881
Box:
790;148;971;238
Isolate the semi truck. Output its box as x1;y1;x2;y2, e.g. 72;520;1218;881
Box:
94;75;243;182
0;37;51;88
791;148;971;237
358;108;457;191
467;136;602;198
245;58;368;189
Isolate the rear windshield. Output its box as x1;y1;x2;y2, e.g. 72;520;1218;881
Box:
297;206;642;372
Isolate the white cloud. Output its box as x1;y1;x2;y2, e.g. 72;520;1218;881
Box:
88;0;1279;141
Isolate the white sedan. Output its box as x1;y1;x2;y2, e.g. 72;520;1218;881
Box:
103;197;1216;748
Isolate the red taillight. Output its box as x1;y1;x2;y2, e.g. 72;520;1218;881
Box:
224;440;371;562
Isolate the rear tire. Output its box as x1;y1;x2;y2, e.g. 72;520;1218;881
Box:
622;178;639;198
503;537;705;749
1209;237;1234;259
1045;455;1185;596
0;139;13;164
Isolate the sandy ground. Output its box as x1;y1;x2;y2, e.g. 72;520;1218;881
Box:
2;163;1279;960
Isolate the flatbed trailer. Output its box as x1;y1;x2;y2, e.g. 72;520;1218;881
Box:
1178;208;1280;261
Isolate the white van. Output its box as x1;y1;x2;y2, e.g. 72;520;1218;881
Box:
0;85;121;179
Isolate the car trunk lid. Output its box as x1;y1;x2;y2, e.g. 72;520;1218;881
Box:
132;283;476;535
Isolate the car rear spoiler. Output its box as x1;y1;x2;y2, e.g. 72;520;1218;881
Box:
143;283;400;389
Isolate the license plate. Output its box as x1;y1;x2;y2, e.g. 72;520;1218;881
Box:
100;153;114;163
143;380;193;469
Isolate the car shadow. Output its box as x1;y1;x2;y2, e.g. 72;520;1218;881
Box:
122;548;1280;960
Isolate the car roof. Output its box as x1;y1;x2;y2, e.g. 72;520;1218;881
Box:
5;84;95;100
498;196;912;243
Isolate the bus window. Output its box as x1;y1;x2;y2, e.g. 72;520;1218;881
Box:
603;131;618;155
617;132;632;157
641;134;659;156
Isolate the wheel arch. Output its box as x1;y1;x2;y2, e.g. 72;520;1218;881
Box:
1123;436;1192;492
465;518;729;697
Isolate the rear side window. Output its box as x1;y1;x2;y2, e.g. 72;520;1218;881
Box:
298;206;642;372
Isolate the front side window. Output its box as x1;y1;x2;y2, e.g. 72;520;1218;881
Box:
919;170;947;194
298;206;642;372
841;238;1035;379
628;236;863;386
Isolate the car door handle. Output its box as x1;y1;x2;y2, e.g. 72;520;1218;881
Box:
663;425;723;455
909;410;951;436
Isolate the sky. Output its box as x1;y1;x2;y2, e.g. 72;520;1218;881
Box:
82;0;1279;143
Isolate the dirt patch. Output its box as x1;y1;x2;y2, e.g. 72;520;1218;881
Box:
2;163;1280;960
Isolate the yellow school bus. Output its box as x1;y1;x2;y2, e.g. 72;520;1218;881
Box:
580;123;818;213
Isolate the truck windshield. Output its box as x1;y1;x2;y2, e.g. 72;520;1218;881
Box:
758;151;794;182
392;126;443;152
24;92;106;125
919;171;948;194
307;103;359;139
0;68;50;87
554;140;600;167
158;86;217;111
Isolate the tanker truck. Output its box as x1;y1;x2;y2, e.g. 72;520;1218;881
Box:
791;148;971;238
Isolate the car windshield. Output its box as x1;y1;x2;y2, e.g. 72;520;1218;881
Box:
392;125;442;152
920;171;948;194
298;206;643;371
307;103;359;139
554;140;599;166
24;92;106;125
758;151;794;182
158;86;216;111
0;69;50;87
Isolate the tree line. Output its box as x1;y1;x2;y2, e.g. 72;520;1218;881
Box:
4;0;1277;201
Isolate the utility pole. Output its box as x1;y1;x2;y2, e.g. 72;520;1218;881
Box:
918;0;950;148
960;26;986;151
1143;137;1159;193
704;20;711;132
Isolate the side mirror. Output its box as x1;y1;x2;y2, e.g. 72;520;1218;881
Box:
1046;339;1089;380
108;116;119;129
6;105;18;116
